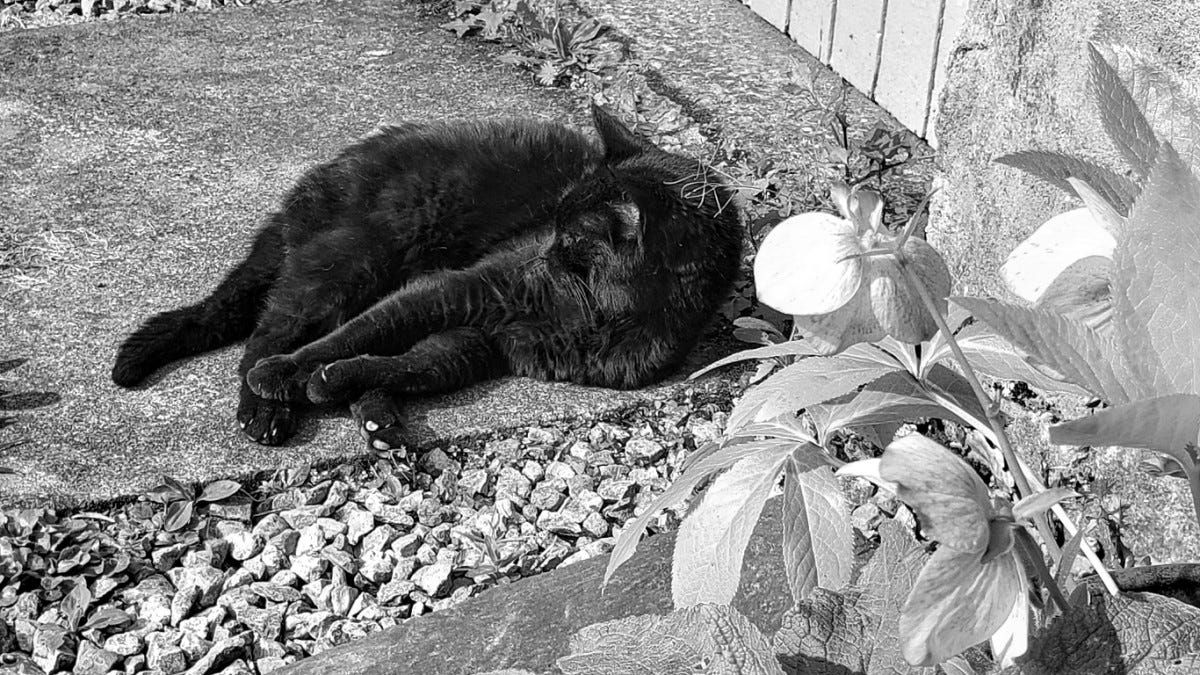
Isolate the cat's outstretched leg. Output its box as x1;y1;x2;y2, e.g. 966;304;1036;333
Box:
112;223;284;387
303;327;506;451
246;252;525;403
237;239;394;445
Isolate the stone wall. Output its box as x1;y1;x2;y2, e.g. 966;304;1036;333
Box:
928;0;1200;562
928;0;1200;297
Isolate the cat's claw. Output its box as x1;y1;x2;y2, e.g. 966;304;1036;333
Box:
305;361;359;405
350;390;408;453
237;391;298;445
247;355;314;401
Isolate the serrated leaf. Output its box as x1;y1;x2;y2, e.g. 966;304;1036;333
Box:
164;500;194;532
1008;583;1200;674
994;151;1137;215
1111;142;1200;396
808;366;985;443
557;604;784;675
197;480;241;503
727;350;897;432
1099;43;1200;173
782;451;852;605
952;297;1147;404
689;339;828;380
603;439;784;588
1090;43;1160;179
774;520;931;674
951;320;1091;397
672;446;793;607
1049;394;1200;469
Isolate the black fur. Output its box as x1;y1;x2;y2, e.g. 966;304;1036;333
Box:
113;106;743;448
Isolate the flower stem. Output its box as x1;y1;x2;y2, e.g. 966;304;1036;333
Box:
895;262;1064;557
1187;467;1200;534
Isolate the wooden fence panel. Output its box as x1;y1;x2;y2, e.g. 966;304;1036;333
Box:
874;0;942;135
828;0;886;95
750;0;792;31
788;0;835;62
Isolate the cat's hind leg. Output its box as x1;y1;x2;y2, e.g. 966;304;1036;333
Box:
237;231;394;445
112;223;284;387
304;327;506;451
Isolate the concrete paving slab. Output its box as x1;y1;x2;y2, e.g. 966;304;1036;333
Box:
0;0;736;508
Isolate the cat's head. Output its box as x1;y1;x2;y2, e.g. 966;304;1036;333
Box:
543;105;741;307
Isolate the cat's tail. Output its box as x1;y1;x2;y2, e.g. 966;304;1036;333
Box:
111;222;285;387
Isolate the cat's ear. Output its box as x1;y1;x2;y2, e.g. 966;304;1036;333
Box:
592;104;647;162
610;200;643;243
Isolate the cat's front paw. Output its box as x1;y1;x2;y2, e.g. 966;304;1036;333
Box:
350;389;409;453
305;360;361;405
247;355;314;401
237;389;298;445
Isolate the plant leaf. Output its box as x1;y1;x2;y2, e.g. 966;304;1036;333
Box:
557;604;784;675
80;607;132;632
951;320;1091;397
1049;394;1200;470
672;445;793;607
994;151;1137;215
1010;582;1200;673
197;480;241;503
782;449;853;605
602;439;784;588
1111;142;1200;396
164;500;194;532
952;297;1147;404
689;340;828;380
809;366;984;443
61;580;92;632
727;351;897;432
161;474;194;500
773;520;931;674
1099;43;1200;173
1090;42;1160;180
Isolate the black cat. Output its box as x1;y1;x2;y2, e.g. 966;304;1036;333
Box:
112;106;743;449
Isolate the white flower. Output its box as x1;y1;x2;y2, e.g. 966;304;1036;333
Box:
753;184;951;353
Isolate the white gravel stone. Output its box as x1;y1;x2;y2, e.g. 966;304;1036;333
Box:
544;461;576;481
625;438;666;463
390;533;421;558
360;524;397;555
520;460;545;483
410;561;453;596
225;531;264;561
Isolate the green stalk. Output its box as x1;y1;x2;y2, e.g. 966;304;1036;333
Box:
1187;465;1200;536
896;258;1073;610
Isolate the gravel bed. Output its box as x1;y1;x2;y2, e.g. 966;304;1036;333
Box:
0;0;277;31
0;385;733;675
